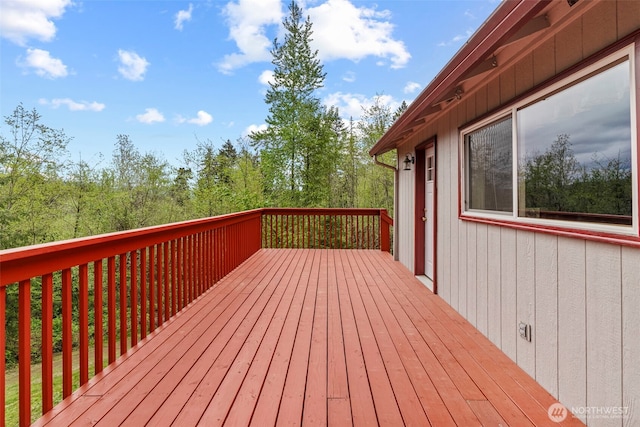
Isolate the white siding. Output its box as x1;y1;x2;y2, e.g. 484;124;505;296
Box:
396;148;414;271
586;243;623;427
392;2;640;424
558;238;587;423
516;230;535;377
534;234;558;397
622;247;640;426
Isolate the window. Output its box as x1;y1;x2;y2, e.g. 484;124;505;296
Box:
462;46;637;233
466;116;513;213
427;154;435;182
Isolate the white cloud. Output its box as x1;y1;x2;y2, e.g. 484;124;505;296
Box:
308;0;410;69
218;0;282;74
243;123;267;136
39;98;105;112
258;69;275;86
323;91;400;120
117;49;149;81
177;110;213;126
19;48;68;78
218;0;410;72
438;29;474;47
0;0;72;46
175;3;194;31
342;71;356;83
136;108;165;124
403;81;421;94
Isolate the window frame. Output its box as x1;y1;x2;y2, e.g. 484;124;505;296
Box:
460;44;638;237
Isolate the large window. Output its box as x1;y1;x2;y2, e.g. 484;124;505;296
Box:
462;46;637;233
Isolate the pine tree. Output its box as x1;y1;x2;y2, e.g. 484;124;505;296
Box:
250;1;335;207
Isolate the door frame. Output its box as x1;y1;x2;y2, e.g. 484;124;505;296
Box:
413;136;437;294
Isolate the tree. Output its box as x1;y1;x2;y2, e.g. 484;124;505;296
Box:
108;135;172;230
65;157;106;238
250;0;333;207
0;104;70;248
356;96;397;214
185;139;239;217
522;134;579;212
230;138;265;210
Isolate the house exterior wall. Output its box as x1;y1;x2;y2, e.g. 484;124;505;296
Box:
395;2;640;425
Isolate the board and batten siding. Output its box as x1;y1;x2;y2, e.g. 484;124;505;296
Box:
395;2;640;425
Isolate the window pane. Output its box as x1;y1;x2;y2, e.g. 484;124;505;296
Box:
467;116;513;212
517;60;632;225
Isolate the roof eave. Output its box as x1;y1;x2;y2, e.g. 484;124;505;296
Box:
370;0;551;156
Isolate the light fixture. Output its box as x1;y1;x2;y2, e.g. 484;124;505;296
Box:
403;154;415;171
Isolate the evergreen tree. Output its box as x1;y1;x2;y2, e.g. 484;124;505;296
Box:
250;0;334;207
187;139;239;217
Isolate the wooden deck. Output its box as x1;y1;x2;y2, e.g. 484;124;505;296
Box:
33;249;583;426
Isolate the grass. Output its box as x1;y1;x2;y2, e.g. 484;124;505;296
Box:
5;345;110;427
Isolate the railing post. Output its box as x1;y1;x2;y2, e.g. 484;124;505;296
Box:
380;209;392;253
18;279;31;427
0;286;5;426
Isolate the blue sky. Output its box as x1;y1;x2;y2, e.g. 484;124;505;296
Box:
0;0;497;167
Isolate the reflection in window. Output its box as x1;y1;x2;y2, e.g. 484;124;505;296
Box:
466;116;513;212
517;60;632;225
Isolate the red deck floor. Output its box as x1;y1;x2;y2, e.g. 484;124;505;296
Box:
33;249;583;426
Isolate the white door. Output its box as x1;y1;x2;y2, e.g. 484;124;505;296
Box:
425;146;435;279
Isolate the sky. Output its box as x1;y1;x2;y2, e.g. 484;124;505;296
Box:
0;0;498;167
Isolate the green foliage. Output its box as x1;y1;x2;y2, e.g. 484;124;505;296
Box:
0;103;71;249
250;1;340;207
522;134;632;218
355;96;398;215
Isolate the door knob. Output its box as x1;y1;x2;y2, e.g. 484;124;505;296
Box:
422;216;427;222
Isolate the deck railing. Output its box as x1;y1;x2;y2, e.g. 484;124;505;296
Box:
261;208;393;251
0;208;392;426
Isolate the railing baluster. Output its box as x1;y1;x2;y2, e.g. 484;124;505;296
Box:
193;234;199;297
149;245;155;332
18;279;31;427
163;242;171;322
184;236;193;304
94;260;104;374
140;248;147;340
182;237;188;306
79;264;89;385
176;239;182;310
62;268;73;397
131;250;138;348
107;257;116;364
41;273;53;414
198;233;203;293
171;240;177;316
0;286;5;426
119;253;128;356
156;244;163;326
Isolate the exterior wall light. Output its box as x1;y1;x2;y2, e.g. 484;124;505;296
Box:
403;154;415;171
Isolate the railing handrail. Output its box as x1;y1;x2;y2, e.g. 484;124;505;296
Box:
262;207;390;216
0;209;263;287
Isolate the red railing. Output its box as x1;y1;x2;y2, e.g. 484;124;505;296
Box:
262;208;393;252
0;208;392;426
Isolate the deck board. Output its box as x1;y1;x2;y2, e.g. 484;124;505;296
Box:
34;249;584;427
